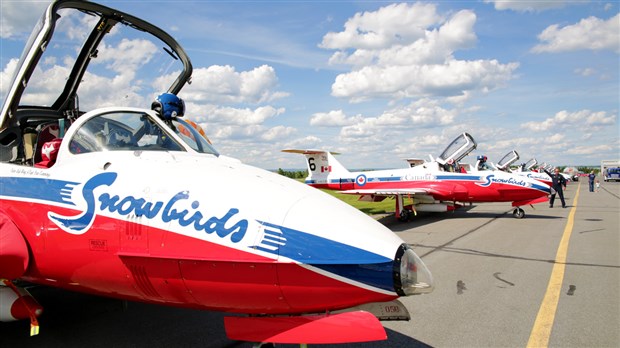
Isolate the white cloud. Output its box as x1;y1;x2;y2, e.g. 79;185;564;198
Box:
310;110;363;127
283;135;323;150
338;99;458;139
205;105;285;126
0;58;19;95
261;125;296;141
322;4;518;102
492;137;543;150
0;2;48;39
532;13;620;53
483;0;577;12
331;59;518;102
571;143;615;155
97;39;159;74
521;110;617;132
547;133;566;143
180;65;289;104
575;67;596;77
320;3;441;51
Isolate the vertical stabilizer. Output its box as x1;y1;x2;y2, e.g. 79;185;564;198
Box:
282;149;351;184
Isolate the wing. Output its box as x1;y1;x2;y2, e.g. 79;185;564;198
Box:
340;188;436;203
340;180;468;202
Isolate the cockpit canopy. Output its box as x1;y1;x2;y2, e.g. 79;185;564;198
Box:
496;150;520;171
0;0;219;166
1;0;192;131
69;111;217;155
436;132;477;165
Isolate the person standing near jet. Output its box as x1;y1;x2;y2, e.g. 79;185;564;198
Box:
588;171;596;192
543;167;567;208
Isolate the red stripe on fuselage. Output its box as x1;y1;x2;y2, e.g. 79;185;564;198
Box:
312;180;547;203
3;199;396;314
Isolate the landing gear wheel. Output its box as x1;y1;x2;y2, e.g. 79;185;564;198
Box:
513;208;525;219
398;209;411;222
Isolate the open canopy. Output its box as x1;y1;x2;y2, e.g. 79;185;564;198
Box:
0;0;192;131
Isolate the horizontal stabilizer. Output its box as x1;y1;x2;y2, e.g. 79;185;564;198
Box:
282;149;340;155
224;311;386;344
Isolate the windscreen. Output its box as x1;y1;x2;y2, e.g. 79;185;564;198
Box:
497;150;519;169
69;112;184;153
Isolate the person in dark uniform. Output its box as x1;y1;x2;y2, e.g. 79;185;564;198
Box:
588;171;596;192
543;167;567;208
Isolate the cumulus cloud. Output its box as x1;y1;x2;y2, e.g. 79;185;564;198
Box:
0;59;19;95
97;39;159;74
483;0;577;12
571;143;616;155
331;59;518;102
310;110;363;127
283;135;323;150
491;137;545;150
261;125;296;141
338;98;458;139
320;3;441;51
179;65;288;104
521;110;617;132
0;2;48;39
532;13;620;53
205;105;285;126
321;3;518;102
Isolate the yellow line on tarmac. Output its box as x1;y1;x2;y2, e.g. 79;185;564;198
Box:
526;182;581;348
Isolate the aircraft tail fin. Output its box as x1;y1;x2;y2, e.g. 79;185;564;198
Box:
282;149;351;183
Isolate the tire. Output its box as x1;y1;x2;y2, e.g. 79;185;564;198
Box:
398;209;410;222
513;208;525;219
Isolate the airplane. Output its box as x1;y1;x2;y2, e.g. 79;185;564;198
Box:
513;158;572;186
513;158;551;185
284;133;552;220
0;1;434;345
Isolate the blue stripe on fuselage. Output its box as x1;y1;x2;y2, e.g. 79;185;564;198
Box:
253;221;394;293
0;177;79;206
434;175;481;181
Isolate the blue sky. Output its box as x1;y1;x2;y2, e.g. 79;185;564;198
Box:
1;1;618;170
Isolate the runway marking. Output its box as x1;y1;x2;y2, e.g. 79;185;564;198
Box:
526;182;581;348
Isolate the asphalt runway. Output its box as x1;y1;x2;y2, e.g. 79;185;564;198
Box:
2;181;619;347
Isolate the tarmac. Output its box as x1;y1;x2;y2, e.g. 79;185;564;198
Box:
1;180;619;347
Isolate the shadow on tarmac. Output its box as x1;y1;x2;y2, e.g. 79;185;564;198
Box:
376;207;563;233
0;286;433;348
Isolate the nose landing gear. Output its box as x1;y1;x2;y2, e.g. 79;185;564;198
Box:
513;208;525;219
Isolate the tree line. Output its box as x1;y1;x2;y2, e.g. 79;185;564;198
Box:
276;168;308;179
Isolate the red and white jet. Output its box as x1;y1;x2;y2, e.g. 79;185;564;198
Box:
0;1;434;345
284;133;551;220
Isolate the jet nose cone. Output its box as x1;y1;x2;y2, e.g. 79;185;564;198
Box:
394;244;434;296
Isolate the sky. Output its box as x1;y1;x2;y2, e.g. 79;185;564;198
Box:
1;0;618;170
